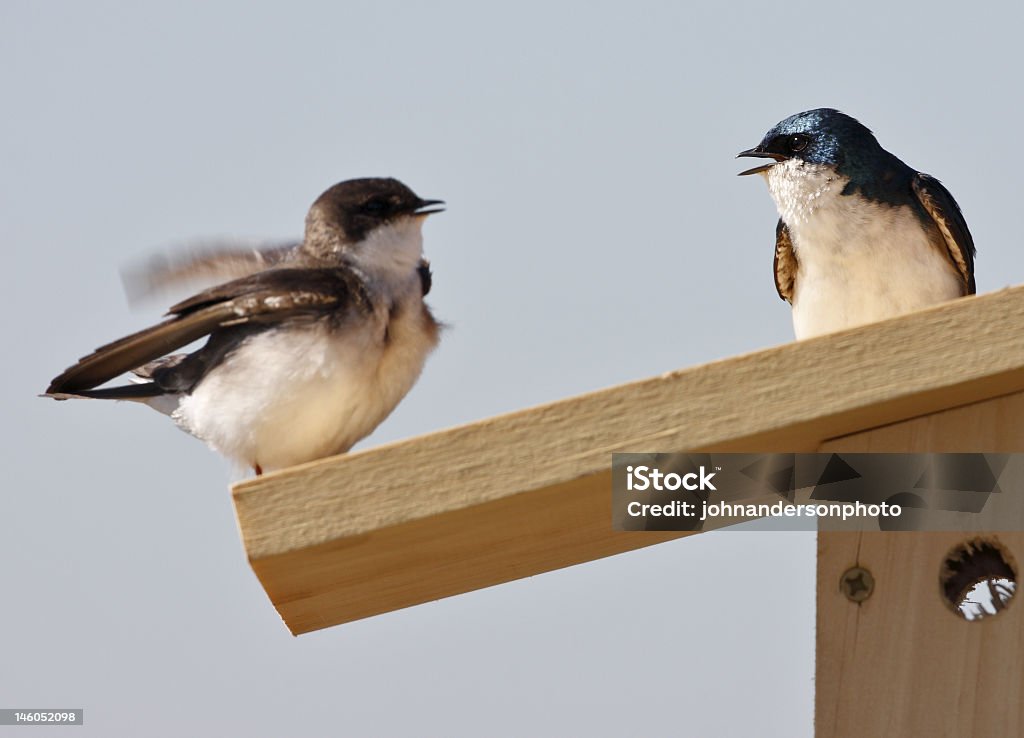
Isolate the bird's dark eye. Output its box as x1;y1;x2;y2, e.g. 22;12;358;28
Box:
362;198;390;214
789;134;810;153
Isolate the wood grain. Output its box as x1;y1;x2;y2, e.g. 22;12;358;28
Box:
817;393;1024;737
230;286;1024;634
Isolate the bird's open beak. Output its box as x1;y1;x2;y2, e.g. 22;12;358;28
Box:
736;148;788;176
414;199;445;216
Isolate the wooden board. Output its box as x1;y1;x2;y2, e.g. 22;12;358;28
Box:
816;393;1024;737
231;286;1024;634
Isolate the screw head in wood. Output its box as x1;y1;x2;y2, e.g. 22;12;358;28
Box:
840;566;874;603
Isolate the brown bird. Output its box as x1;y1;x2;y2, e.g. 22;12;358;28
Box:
45;178;443;475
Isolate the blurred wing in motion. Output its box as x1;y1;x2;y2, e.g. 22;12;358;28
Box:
121;239;300;306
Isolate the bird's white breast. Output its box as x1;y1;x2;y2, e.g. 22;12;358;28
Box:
765;161;962;339
174;301;437;471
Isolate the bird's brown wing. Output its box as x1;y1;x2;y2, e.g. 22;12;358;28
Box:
774;219;798;303
912;173;976;295
46;267;369;395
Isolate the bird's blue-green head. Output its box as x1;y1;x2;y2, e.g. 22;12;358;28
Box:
738;108;913;202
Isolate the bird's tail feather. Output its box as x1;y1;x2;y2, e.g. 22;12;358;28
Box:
44;383;166;401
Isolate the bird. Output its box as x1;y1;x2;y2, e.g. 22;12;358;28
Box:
737;108;975;339
45;177;444;476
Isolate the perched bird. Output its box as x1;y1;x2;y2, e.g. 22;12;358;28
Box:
737;108;975;339
45;178;443;475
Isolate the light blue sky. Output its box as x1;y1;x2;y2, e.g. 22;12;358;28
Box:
4;1;1022;735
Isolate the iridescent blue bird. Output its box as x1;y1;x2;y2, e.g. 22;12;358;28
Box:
738;108;975;339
